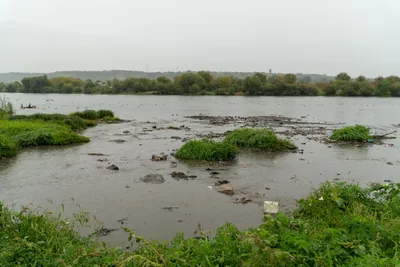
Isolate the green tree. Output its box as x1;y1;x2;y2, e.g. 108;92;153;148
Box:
386;75;400;84
356;76;366;82
197;71;213;83
283;74;297;84
376;80;390;96
243;75;262;95
297;75;312;84
335;72;351;82
21;75;51;93
254;73;267;83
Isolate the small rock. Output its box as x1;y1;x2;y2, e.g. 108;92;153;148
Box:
97;158;108;162
387;162;393;165
171;136;182;140
210;171;219;175
265;187;271;190
235;197;252;204
141;174;165;184
106;164;119;170
125;185;130;188
384;179;392;183
162;206;179;211
215;180;230;186
123;130;130;134
152;125;157;129
109;139;126;143
263;201;279;214
88;153;108;156
178;220;183;223
216;183;234;195
170;171;196;180
151;154;167;161
301;143;306;145
170;161;178;168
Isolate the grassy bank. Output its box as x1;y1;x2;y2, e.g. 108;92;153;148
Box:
225;128;297;151
175;140;237;161
0;182;399;266
0;120;89;157
329;125;370;142
0;100;117;157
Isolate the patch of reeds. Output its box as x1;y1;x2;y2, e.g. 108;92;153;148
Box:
329;125;370;142
224;128;297;151
175;139;237;161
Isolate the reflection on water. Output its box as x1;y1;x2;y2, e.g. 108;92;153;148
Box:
0;93;399;244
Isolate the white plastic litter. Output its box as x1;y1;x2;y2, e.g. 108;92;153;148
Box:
263;201;279;214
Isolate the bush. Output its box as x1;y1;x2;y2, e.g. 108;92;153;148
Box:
97;109;114;118
175;140;237;161
101;116;120;123
0;95;15;119
224;128;297;151
329;125;370;142
0;134;17;157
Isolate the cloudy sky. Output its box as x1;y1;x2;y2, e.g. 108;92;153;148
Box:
0;0;399;77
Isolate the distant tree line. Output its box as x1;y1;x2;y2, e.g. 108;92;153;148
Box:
0;72;399;97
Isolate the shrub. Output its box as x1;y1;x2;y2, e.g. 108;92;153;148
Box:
0;95;15;119
224;128;297;151
175;139;237;161
97;109;114;118
329;125;370;142
0;134;17;157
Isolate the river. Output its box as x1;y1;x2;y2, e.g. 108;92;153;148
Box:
1;93;399;247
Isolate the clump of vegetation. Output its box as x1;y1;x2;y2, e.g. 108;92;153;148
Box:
0;120;89;157
1;182;399;266
70;109;99;120
175;139;237;161
9;114;96;131
0;134;18;157
329;125;370;142
224;128;297;151
0;95;15;119
101;116;120;123
97;109;114;118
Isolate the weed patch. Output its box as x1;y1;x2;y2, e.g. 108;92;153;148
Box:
329;125;370;142
224;128;297;151
0;134;18;157
175;139;237;161
1;182;399;266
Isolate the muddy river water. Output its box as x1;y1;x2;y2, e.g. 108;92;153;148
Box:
1;93;400;247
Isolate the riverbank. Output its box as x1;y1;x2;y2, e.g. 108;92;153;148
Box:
1;182;398;266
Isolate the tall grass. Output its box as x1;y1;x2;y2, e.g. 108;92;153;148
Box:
0;95;15;119
0;120;89;157
0;182;399;266
0;134;18;157
70;109;115;120
9;114;96;131
175;140;237;161
329;125;370;142
224;128;297;151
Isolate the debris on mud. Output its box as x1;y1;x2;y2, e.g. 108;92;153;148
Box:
162;206;179;211
97;158;108;162
216;183;234;195
117;218;128;225
141;174;165;184
123;130;131;134
109;139;126;143
95;227;118;237
215;180;230;186
235;197;252;204
170;171;197;180
106;164;119;170
387;162;393;165
170;161;178;168
88;153;109;156
171;136;182;140
151;154;167;161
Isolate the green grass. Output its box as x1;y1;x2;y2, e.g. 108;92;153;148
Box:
224;128;297;151
70;109;115;120
329;125;370;142
175;139;238;161
9;114;96;131
0;182;399;266
101;116;120;123
0;120;89;157
0;134;18;157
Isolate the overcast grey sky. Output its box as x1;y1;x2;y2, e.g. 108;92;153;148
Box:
0;0;399;77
